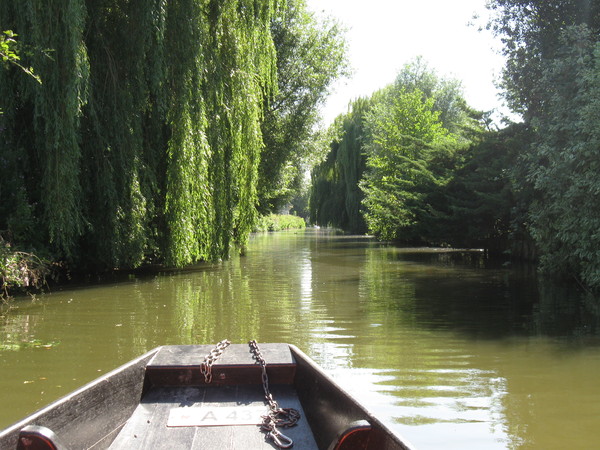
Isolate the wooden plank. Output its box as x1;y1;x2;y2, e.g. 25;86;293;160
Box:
108;388;198;450
109;384;318;449
146;344;296;387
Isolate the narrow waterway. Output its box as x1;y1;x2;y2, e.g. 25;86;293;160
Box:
2;229;600;449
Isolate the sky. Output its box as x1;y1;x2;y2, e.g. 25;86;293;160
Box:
305;0;507;124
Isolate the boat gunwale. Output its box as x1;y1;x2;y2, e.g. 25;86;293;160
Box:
289;344;415;450
0;347;160;449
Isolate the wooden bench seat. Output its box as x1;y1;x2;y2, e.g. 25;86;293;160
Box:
144;344;296;388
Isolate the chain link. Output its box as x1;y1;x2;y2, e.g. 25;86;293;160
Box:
200;339;231;384
249;340;300;448
200;339;300;448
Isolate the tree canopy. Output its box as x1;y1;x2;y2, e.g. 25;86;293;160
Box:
311;60;485;244
312;1;600;292
309;97;370;233
0;0;319;272
361;86;455;241
258;0;349;214
488;0;600;289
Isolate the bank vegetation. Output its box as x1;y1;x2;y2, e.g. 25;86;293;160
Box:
0;0;347;298
4;0;600;296
311;0;600;293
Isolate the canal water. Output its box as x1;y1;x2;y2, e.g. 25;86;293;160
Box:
1;229;600;449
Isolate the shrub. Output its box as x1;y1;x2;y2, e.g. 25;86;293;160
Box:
254;214;306;232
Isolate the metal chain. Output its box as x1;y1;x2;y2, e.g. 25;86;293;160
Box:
249;340;300;449
200;339;231;384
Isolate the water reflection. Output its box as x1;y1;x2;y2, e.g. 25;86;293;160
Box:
1;230;600;449
299;249;312;312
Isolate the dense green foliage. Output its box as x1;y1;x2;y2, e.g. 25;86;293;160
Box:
488;0;600;289
310;98;370;233
0;29;50;297
521;26;600;286
361;87;454;241
488;0;600;119
309;67;537;256
312;1;600;291
0;1;300;274
258;0;348;214
254;214;306;232
444;123;534;252
311;61;486;244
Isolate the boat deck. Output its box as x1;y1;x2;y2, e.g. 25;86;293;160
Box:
109;384;318;449
109;344;318;449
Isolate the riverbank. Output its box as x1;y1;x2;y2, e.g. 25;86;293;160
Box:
0;239;56;301
253;214;306;232
1;215;307;301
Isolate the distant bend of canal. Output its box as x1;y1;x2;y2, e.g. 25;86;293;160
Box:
2;229;600;449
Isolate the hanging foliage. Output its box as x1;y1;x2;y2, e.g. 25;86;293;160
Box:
0;0;282;270
0;1;89;258
309;97;370;233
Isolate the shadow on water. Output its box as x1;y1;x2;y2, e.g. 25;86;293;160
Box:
355;243;600;449
363;245;600;344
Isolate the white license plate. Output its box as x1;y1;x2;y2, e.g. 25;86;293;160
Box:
167;405;268;427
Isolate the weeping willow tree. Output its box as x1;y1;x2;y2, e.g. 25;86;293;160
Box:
81;0;163;269
310;97;370;233
0;0;282;270
0;2;89;258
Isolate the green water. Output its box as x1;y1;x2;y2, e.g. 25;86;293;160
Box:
2;229;600;449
